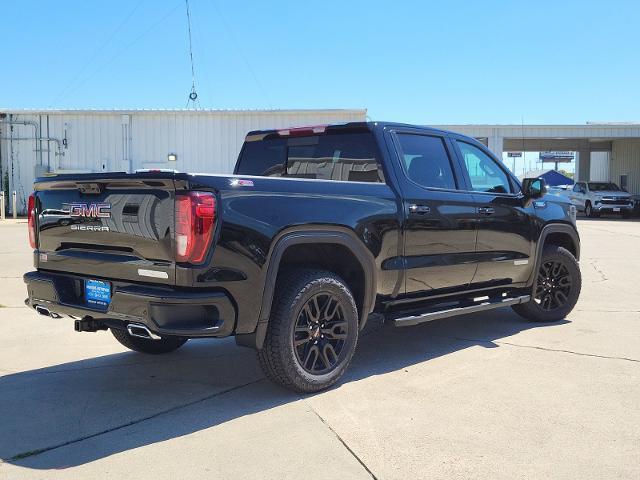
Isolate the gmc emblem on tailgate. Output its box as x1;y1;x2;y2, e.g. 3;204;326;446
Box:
68;203;111;218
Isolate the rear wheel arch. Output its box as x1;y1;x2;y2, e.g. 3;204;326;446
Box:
252;230;377;349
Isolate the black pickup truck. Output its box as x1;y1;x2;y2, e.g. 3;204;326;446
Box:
24;122;581;392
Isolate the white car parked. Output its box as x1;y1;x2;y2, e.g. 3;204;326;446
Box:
567;182;634;218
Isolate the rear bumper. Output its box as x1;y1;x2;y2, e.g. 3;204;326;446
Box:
24;270;236;338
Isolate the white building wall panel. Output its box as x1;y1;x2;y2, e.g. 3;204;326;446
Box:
589;152;610;182
0;109;365;213
611;140;640;195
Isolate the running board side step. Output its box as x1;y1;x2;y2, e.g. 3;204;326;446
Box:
391;295;531;327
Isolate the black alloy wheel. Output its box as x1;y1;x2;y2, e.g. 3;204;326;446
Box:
534;260;572;311
293;292;349;374
257;269;359;393
512;245;581;322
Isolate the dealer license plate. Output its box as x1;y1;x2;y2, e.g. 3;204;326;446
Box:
85;279;111;308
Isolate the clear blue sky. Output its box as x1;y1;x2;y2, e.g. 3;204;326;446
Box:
1;0;638;125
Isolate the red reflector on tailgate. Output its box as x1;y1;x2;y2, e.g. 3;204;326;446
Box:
175;192;216;264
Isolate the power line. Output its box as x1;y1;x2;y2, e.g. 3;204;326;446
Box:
211;0;273;108
54;1;183;106
184;0;199;109
49;0;145;107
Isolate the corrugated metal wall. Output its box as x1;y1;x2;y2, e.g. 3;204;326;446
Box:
589;151;610;182
0;109;366;214
611;139;640;194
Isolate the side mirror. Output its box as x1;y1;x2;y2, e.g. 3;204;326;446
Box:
522;177;546;198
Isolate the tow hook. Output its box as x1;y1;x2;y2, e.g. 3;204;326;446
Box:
74;318;107;332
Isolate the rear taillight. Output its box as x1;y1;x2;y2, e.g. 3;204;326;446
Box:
28;193;36;249
175;192;216;264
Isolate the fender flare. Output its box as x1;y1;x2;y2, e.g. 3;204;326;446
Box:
242;228;377;350
527;223;580;288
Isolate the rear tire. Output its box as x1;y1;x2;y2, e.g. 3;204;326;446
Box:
257;269;359;393
512;245;581;322
111;328;188;354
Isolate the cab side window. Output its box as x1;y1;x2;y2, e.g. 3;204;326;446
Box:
456;141;512;194
573;183;585;193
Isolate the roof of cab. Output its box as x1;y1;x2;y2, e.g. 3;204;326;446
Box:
245;121;459;139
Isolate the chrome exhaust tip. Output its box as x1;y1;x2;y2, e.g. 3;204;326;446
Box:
126;323;161;341
35;305;51;317
35;305;62;318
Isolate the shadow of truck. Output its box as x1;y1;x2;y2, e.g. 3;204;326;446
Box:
0;308;566;470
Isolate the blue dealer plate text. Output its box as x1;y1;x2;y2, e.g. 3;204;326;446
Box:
85;279;111;307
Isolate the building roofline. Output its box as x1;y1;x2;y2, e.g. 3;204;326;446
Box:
0;108;367;116
434;123;640;128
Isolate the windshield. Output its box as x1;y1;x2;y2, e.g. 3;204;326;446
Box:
588;182;621;191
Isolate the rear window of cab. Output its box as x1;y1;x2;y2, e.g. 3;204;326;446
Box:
236;132;384;183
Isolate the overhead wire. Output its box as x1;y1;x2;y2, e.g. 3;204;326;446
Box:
184;0;200;109
49;0;146;107
211;1;273;108
188;3;214;108
55;1;183;105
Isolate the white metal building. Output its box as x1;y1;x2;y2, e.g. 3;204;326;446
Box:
0;109;366;214
4;112;640;214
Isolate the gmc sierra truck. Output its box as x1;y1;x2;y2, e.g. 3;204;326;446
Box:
24;122;582;393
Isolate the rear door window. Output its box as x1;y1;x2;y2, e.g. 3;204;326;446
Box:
396;133;457;189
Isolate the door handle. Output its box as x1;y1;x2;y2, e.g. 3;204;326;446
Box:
409;204;430;214
478;207;495;215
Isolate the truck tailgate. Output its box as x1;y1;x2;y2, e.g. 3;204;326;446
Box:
34;175;176;284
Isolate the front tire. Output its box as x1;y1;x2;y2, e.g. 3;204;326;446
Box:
513;245;581;322
585;201;598;218
257;269;359;393
111;328;188;354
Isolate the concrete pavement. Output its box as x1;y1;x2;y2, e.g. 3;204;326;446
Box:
0;218;638;479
